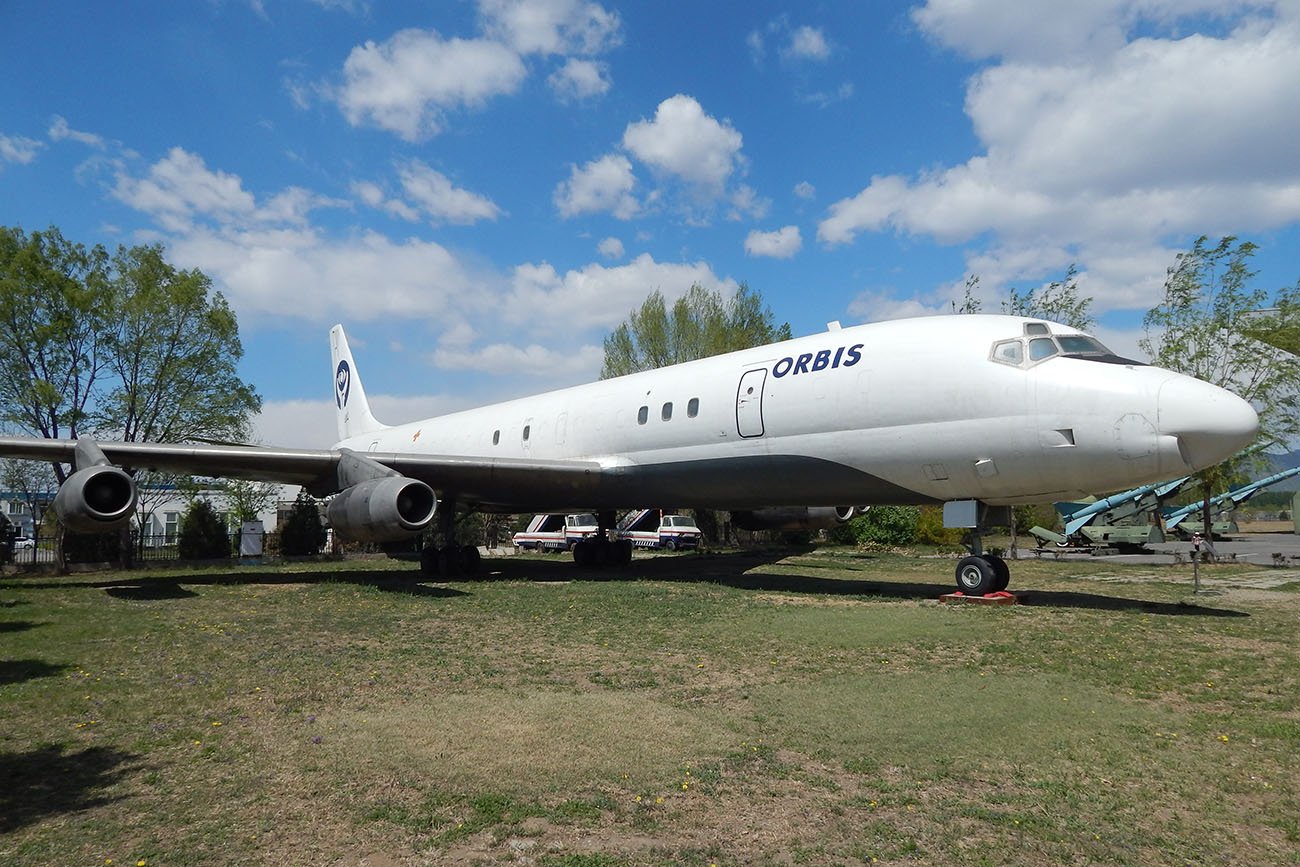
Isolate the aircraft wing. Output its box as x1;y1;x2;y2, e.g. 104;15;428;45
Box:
0;436;605;507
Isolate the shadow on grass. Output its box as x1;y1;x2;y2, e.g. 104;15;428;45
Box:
478;550;1249;617
0;619;40;633
3;569;471;599
0;743;137;833
1;550;1244;616
0;659;70;685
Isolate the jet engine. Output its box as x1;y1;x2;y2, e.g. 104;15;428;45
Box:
730;505;866;532
53;464;138;533
326;476;437;542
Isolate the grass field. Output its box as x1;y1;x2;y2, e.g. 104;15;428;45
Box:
2;547;1299;866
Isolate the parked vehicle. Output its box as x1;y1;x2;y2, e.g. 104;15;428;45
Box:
617;510;702;550
512;513;600;552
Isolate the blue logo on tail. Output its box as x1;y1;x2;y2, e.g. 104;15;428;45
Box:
335;360;351;408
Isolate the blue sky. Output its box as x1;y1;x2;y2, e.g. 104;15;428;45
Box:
3;0;1300;447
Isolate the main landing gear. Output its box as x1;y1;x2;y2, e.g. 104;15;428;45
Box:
945;500;1014;596
419;496;481;578
571;510;633;567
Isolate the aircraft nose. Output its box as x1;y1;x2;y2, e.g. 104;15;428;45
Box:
1157;376;1259;471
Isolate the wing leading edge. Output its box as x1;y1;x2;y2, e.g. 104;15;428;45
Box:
0;436;605;509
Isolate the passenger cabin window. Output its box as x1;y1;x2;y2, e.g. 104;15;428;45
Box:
687;397;699;418
992;340;1022;366
492;430;500;445
662;402;673;421
637;406;648;425
1028;338;1058;361
523;424;531;441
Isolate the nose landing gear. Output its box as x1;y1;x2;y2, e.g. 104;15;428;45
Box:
945;500;1015;596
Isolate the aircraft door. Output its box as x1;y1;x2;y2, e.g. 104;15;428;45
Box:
736;369;767;438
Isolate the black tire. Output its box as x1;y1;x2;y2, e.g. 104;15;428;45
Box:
616;539;633;565
983;554;1011;592
460;544;481;576
420;546;440;579
573;540;591;567
438;546;462;577
664;538;677;551
955;555;996;595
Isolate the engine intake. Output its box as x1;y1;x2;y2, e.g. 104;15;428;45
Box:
326;476;437;542
53;465;138;532
730;506;865;532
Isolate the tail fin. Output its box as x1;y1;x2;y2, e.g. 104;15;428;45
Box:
330;325;387;442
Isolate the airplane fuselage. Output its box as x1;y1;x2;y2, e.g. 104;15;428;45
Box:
334;315;1255;513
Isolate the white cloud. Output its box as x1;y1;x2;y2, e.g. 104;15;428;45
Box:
113;147;257;231
0;133;43;166
597;236;624;259
784;25;831;61
397;160;502;224
335;28;526;141
48;115;105;148
503;253;738;330
819;2;1300;309
728;185;770;221
433;341;605;377
744;226;802;259
351;179;421;221
478;0;622;55
793;181;816;200
621;94;743;192
554;153;639;218
548;57;611;99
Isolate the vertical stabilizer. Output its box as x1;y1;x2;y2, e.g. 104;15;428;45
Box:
330;325;387;443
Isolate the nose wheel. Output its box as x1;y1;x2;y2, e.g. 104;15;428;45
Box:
954;553;1010;595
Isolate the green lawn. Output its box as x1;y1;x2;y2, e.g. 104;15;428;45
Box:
2;549;1298;865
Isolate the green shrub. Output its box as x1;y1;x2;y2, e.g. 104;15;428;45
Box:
178;498;231;560
280;491;327;556
832;506;920;547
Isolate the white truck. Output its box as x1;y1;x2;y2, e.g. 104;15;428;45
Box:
616;510;703;550
512;513;600;552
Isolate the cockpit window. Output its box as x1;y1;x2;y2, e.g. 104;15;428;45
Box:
1028;338;1058;361
1058;335;1107;355
991;330;1146;368
991;340;1023;366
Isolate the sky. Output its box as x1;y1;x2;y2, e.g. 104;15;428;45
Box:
3;0;1300;449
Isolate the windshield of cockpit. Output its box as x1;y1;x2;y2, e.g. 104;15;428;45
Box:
989;322;1143;368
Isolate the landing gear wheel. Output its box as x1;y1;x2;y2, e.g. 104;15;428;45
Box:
983;554;1010;592
616;539;633;565
955;555;996;595
438;546;463;577
420;546;440;579
573;540;592;566
460;544;481;577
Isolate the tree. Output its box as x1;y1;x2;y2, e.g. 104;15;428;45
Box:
1141;235;1300;549
279;491;327;556
177;498;232;560
954;266;1096;330
1002;264;1095;330
0;227;112;481
601;283;792;379
100;243;260;445
1;226;262;568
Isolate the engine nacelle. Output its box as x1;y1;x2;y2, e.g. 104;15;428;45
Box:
53;465;138;533
730;506;866;532
326;476;437;542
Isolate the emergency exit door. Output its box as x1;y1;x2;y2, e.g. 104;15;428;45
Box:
736;369;767;438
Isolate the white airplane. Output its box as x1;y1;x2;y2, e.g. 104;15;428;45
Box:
0;315;1258;594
